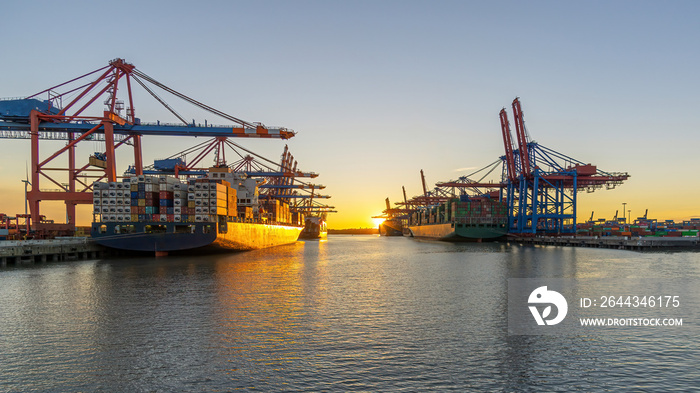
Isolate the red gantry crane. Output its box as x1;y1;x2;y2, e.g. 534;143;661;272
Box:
0;58;296;237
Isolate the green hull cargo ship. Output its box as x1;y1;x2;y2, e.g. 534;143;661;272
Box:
407;198;508;241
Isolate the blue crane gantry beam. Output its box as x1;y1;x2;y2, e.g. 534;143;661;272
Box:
0;117;294;139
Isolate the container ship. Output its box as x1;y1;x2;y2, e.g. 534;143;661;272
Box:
407;197;508;241
299;215;328;239
375;197;408;236
379;218;404;236
90;167;303;254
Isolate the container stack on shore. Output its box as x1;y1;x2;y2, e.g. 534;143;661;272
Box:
574;218;700;238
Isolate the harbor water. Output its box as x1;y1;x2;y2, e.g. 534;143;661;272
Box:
1;235;699;391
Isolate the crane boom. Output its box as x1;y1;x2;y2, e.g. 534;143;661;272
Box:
512;97;531;177
499;108;517;182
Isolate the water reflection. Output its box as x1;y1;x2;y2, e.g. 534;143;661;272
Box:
0;238;699;391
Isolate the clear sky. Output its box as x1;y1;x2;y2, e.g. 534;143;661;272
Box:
1;0;699;228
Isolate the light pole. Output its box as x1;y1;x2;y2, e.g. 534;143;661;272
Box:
22;163;31;216
622;203;627;224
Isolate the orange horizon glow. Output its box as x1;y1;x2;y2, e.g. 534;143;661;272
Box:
2;171;700;230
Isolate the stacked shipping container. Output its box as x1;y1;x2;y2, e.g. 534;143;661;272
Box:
93;175;237;224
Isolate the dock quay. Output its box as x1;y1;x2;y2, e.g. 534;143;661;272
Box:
0;238;106;266
509;235;700;251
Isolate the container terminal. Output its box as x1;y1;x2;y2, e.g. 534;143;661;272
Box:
379;98;700;250
0;58;335;259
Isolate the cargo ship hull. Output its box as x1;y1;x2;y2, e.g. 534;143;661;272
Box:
407;198;508;241
407;223;506;241
379;219;404;236
91;221;302;252
212;221;302;250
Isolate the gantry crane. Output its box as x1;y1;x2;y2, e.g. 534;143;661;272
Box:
500;98;630;234
393;98;630;236
0;58;296;237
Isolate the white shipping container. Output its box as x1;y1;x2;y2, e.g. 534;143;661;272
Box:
174;207;182;214
173;199;184;206
124;206;131;214
108;190;117;198
202;183;210;190
116;190;124;198
188;185;195;192
188;194;195;201
107;198;117;206
116;207;125;214
174;215;182;222
173;191;185;199
101;190;110;197
195;206;203;214
93;190;101;197
94;206;102;214
173;183;183;191
109;182;117;189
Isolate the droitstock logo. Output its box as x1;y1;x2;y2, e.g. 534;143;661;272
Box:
528;286;568;326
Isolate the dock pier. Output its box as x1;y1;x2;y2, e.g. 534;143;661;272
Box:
0;238;106;266
509;235;700;251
